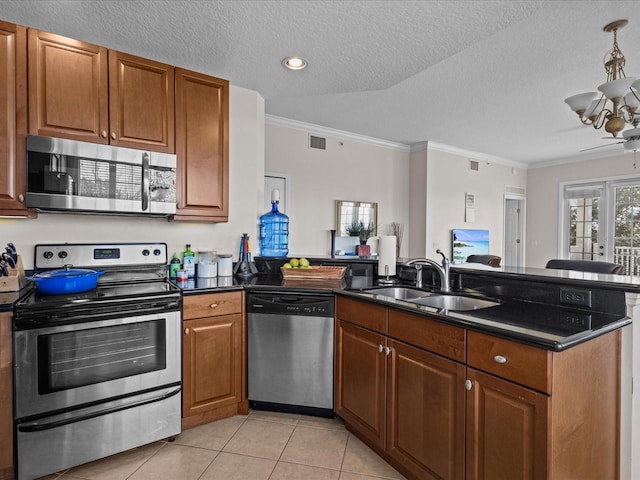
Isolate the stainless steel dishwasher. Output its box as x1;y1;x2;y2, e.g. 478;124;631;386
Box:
247;291;335;417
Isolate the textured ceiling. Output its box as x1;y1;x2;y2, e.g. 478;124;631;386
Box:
2;0;640;166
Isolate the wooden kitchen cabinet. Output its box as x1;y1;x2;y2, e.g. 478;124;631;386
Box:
336;295;622;480
335;318;387;449
28;29;175;153
387;339;466;480
108;51;174;152
182;291;247;429
173;68;229;221
335;296;466;480
0;311;13;480
0;20;32;217
465;329;620;480
465;367;548;480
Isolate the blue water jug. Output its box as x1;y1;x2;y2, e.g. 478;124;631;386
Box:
259;190;289;257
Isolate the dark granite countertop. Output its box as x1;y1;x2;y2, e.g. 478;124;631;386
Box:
175;272;375;295
7;255;633;353
337;288;630;352
174;266;631;352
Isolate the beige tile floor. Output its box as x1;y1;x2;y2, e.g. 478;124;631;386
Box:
37;410;407;480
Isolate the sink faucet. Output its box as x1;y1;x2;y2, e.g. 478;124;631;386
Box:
404;249;451;292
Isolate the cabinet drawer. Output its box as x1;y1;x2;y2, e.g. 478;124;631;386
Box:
388;309;465;362
467;331;551;393
183;291;242;319
336;296;387;334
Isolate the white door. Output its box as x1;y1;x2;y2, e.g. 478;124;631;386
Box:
562;179;640;274
264;175;287;214
504;197;524;267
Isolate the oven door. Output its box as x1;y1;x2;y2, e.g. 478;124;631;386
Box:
14;310;181;420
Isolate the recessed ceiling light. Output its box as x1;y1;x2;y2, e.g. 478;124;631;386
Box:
282;56;307;71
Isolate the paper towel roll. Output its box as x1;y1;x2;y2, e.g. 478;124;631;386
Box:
378;235;397;277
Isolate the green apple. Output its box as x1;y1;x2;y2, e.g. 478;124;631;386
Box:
299;258;310;267
282;263;292;269
290;258;300;268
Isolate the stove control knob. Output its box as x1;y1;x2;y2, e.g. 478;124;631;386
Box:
58;251;68;259
142;249;150;256
43;250;53;259
153;249;161;256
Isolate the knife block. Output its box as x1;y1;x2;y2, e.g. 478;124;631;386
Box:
0;255;27;292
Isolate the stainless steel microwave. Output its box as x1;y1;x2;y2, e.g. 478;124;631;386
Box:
26;135;177;216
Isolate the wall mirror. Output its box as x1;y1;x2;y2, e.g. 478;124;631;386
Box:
335;200;378;237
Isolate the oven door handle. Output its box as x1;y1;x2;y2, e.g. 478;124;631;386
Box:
18;386;181;433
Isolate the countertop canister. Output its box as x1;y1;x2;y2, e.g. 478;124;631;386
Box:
218;254;233;277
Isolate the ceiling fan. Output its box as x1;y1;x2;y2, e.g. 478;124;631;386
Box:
581;120;640;152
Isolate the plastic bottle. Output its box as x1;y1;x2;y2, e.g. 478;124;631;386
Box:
169;253;182;280
183;244;196;278
259;189;289;257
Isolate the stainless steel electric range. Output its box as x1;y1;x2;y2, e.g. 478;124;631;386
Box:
13;243;182;480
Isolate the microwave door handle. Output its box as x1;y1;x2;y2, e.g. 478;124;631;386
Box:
142;152;150;211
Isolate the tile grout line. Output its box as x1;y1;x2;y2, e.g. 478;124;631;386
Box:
266;414;301;480
124;440;170;480
191;413;250;479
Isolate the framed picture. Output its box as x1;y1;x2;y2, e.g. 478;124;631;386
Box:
451;229;489;264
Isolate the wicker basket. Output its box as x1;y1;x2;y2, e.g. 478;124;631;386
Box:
280;265;347;280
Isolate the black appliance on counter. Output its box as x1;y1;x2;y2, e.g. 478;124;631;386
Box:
13;243;182;480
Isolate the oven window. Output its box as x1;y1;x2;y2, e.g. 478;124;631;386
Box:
37;319;167;394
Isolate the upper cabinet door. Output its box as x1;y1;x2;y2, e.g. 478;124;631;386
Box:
0;21;32;216
109;51;175;153
174;68;229;221
27;29;109;143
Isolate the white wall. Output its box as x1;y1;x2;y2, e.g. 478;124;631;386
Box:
526;152;638;268
0;85;265;269
264;119;411;258
425;147;527;263
408;146;428;258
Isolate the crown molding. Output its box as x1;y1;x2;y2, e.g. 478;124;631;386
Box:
527;148;632;169
265;115;411;152
427;141;529;169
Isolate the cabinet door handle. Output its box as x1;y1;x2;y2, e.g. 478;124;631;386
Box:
184;327;189;335
378;344;384;353
384;346;391;355
465;379;473;391
493;355;508;364
210;303;219;309
18;194;24;203
101;130;107;138
111;132;117;140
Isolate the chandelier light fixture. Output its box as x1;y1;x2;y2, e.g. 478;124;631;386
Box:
564;19;640;139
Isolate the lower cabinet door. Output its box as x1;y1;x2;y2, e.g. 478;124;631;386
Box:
334;320;387;449
387;339;465;480
182;314;242;417
465;368;549;480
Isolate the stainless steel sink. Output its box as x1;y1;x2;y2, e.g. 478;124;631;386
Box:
364;287;435;300
407;295;499;311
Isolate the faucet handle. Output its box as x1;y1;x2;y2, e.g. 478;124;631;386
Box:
436;249;449;264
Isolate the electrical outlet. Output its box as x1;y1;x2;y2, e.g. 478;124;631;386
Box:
560;288;592;307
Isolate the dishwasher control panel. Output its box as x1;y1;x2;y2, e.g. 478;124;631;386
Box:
247;293;334;317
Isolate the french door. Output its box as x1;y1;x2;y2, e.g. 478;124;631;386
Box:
563;178;640;275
